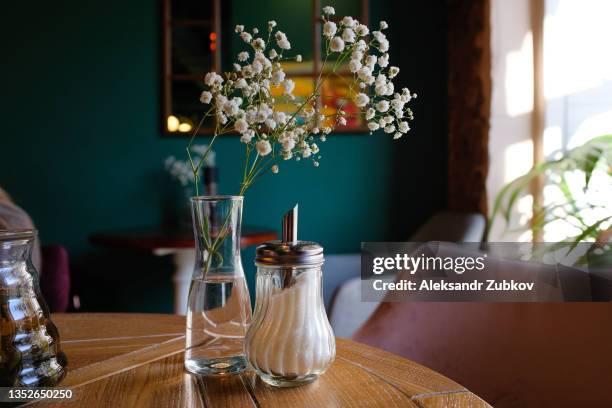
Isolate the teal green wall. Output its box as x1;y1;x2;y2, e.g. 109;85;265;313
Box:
1;0;448;312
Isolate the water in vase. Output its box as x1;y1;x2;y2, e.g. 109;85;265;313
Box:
185;275;251;375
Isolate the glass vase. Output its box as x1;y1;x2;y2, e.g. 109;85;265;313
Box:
185;196;252;375
0;230;67;387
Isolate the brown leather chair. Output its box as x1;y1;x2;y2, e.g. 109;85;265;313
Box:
354;301;612;407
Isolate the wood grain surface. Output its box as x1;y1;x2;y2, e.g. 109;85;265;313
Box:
26;313;490;407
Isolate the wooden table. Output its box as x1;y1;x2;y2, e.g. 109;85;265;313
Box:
89;227;276;314
30;313;491;407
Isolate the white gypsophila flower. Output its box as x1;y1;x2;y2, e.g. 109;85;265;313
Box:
282;138;295;151
355;93;369;107
393;132;402;140
358;66;372;81
398;121;410;133
376;100;390;112
256;140;272;156
384;115;394;124
235;118;249;134
341;16;356;28
313;161;320;167
365;55;377;69
342;28;356;43
275;31;291;50
273;111;287;124
384;124;395;133
338;116;347;126
282;79;295;95
355;39;367;52
269;49;278;59
265;118;277;129
253;28;259;34
389;66;400;78
200;91;212;104
268;20;277;29
271;164;279;173
372;31;385;42
380;21;389;30
252;38;266;50
355;24;369;36
240;32;252;43
349;59;362;73
272;69;286;85
241;65;254;78
368;122;380;131
378;53;389;67
366;108;375;120
204;72;223;87
323;6;335;15
311;127;320;134
320;135;327;142
379;39;389;52
296;54;302;62
302;146;312;158
359;82;366;89
282;150;293;160
311;143;319;154
235;78;247;89
378;118;386;128
235;25;244;33
238;51;249;62
375;83;387;96
323;21;337;38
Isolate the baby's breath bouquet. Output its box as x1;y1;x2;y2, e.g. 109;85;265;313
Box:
186;5;417;275
187;5;416;197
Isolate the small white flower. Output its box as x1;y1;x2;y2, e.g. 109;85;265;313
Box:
278;39;291;50
311;143;320;154
296;54;302;62
271;164;279;173
271;69;286;85
355;24;369;36
389;66;400;78
379;39;389;52
273;111;287;124
365;55;377;69
368;122;380;131
302;146;312;158
338;116;347;126
323;21;337;38
199;91;212;104
355;92;370;107
235;78;247;88
268;20;277;29
313;161;320;167
235;118;249;134
265;118;277;129
378;53;389;68
341;16;356;28
252;28;259;34
235;25;244;33
366;108;375;120
349;59;362;73
204;72;223;86
269;49;278;59
256;140;272;156
252;38;266;50
380;21;389;30
240;32;252;43
384;124;395;133
398;121;410;133
240;130;255;143
342;28;356;43
393;132;403;140
322;6;335;15
282;79;295;95
376;100;390;112
282;150;293;160
357;66;372;81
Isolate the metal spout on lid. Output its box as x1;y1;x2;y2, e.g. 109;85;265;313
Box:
282;204;298;244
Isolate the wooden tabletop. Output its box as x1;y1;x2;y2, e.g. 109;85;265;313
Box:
89;226;277;249
31;313;490;407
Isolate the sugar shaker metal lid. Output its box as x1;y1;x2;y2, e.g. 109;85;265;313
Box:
255;204;324;266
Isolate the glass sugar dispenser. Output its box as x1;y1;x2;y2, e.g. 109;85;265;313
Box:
245;205;335;387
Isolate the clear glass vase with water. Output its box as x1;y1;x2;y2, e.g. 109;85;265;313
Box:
185;196;252;375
